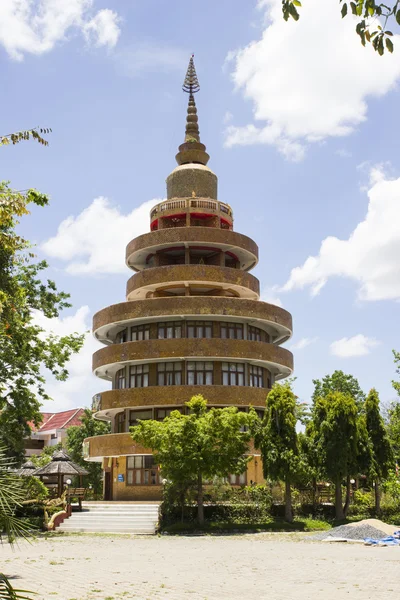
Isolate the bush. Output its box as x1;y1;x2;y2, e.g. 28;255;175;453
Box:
21;476;49;501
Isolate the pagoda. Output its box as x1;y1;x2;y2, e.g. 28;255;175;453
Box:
84;57;294;500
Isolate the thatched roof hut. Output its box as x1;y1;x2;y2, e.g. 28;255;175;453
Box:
15;460;37;477
33;450;88;495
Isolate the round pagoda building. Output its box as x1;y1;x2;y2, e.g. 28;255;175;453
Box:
83;57;294;501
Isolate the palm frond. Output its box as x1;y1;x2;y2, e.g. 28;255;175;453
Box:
0;574;35;600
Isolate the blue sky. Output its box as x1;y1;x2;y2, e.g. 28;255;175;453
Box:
2;0;400;411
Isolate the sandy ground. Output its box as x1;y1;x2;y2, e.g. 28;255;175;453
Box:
1;532;400;600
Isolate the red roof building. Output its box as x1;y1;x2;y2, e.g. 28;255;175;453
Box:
25;408;85;457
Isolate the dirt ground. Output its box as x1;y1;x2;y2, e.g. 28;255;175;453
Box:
1;532;399;600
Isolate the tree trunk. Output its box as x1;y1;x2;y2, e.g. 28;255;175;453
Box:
311;476;317;512
197;471;204;526
180;488;185;523
284;479;293;523
375;479;381;516
335;476;345;521
343;475;351;517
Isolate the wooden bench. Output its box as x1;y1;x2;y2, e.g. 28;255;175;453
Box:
66;487;87;511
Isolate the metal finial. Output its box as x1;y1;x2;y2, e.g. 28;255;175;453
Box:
182;55;200;95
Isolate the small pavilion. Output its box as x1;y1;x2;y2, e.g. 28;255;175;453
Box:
33;450;88;497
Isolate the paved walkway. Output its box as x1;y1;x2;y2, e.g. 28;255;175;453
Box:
1;533;399;599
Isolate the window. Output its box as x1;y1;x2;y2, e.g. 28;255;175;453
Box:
255;409;265;420
249;365;264;388
116;411;126;433
115;368;126;389
156;408;179;421
129;364;149;388
129;409;153;427
131;324;150;341
157;362;182;386
222;362;245;386
117;329;127;343
248;326;262;342
187;361;213;385
126;455;159;485
229;473;246;485
158;321;182;339
220;322;243;340
187;321;212;338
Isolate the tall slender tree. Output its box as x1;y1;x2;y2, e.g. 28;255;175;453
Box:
365;388;393;514
313;391;359;520
255;382;299;523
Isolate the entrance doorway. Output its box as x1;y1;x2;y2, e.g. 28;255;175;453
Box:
104;471;113;500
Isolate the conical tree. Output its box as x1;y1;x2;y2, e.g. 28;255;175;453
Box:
365;388;393;514
255;382;299;522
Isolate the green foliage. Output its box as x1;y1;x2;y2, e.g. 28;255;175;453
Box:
30;442;63;468
20;476;49;502
382;470;400;504
0;181;85;461
282;0;400;54
312;370;365;407
387;401;400;460
365;388;393;480
255;382;300;521
256;382;300;481
131;395;257;523
66;409;110;496
0;573;35;600
352;489;374;511
313;392;359;481
0;448;33;543
392;350;400;397
0;127;51;147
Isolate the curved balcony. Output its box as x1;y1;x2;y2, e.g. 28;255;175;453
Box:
83;433;151;462
125;227;257;272
93;297;292;345
126;265;259;301
91;386;271;418
150;198;233;221
92;338;293;380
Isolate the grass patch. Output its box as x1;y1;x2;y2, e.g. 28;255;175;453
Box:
162;518;331;534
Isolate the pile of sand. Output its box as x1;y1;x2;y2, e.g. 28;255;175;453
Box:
312;518;400;542
346;518;399;536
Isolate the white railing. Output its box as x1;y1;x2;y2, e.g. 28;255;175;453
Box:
150;199;233;219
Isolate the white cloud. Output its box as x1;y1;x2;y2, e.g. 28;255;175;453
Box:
282;165;400;301
260;286;283;307
32;306;104;411
0;0;121;60
289;337;318;351
330;334;380;358
225;0;400;159
42;197;157;275
114;42;187;78
83;8;121;49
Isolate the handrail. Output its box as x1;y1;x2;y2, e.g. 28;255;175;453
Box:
150;199;233;218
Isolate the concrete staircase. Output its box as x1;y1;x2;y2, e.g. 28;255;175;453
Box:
58;503;160;534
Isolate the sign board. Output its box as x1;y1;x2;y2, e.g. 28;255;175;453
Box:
117;474;124;482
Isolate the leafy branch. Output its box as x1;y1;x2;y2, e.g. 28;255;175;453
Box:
0;128;51;147
282;0;400;54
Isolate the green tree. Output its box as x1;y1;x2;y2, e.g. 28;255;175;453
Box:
312;370;365;406
66;409;110;496
313;391;359;520
365;388;394;513
255;382;300;523
392;350;400;396
131;395;257;525
283;1;400;54
0;183;85;462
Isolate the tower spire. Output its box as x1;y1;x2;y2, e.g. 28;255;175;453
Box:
176;55;209;166
182;55;200;143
